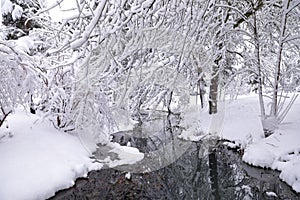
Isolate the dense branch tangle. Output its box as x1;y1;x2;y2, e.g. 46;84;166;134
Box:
44;0;300;138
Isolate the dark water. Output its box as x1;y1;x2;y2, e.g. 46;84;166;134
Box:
49;114;300;200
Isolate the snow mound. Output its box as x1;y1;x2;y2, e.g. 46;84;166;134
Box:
242;130;300;193
280;156;300;192
266;191;277;197
0;110;102;200
242;143;275;168
108;142;144;168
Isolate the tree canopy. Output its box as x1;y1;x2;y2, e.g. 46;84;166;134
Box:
1;0;299;140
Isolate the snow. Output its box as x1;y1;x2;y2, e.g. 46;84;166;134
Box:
112;108;138;132
280;156;300;192
241;95;300;193
266;191;278;197
178;93;300;193
11;4;22;21
1;0;13;16
108;142;144;168
125;172;131;180
70;0;107;49
0;109;144;200
1;92;299;198
0;110;102;200
178;103;205;141
15;36;35;53
223;141;240;149
178;95;219;142
179;94;264;144
221;93;300;193
243;143;275;168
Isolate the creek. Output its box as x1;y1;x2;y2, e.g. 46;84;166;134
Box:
50;114;300;200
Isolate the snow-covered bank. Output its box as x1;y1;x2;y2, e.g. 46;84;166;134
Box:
241;95;300;193
180;93;300;193
180;94;265;143
221;94;300;193
0;110;143;200
222;95;265;144
0;110;102;200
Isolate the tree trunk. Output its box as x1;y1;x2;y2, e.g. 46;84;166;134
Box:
197;67;205;108
253;12;267;135
209;3;230;115
271;0;290;117
209;63;219;115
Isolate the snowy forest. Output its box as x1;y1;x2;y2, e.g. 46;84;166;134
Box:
1;0;300;199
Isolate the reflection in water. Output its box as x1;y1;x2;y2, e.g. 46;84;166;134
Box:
50;114;300;200
209;148;220;200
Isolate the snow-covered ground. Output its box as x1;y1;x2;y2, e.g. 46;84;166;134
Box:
239;95;300;193
0;110;143;200
222;94;300;193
